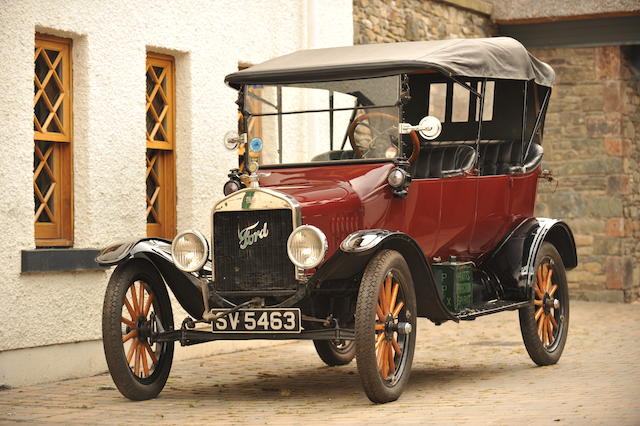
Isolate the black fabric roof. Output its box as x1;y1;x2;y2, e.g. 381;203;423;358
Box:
225;37;555;89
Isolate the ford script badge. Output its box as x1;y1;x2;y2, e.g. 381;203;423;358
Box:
238;221;269;249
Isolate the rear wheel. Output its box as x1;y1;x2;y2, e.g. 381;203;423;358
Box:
519;242;569;366
355;250;416;403
102;260;174;400
313;339;356;366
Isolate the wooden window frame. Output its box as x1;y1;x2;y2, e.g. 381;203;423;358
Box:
146;52;176;240
34;33;73;247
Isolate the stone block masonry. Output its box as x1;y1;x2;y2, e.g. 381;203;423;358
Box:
354;0;494;44
533;46;640;303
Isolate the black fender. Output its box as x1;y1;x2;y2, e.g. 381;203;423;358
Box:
314;229;457;324
482;218;577;299
96;239;205;320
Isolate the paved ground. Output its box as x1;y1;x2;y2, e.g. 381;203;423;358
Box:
1;301;638;425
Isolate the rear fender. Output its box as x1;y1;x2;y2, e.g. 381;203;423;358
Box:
97;239;205;320
315;230;457;324
482;218;577;299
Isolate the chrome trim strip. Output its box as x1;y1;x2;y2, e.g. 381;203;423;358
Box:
210;187;303;282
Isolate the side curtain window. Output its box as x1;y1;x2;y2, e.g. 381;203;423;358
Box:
146;52;176;239
34;33;73;246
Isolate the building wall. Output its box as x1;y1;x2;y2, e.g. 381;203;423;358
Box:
0;0;353;387
354;0;494;44
532;46;640;303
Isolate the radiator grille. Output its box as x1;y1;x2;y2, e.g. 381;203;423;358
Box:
213;209;295;292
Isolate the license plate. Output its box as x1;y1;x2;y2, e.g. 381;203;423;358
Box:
211;308;301;333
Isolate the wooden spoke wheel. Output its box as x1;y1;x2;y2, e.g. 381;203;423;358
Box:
355;250;416;403
519;242;569;366
102;260;174;400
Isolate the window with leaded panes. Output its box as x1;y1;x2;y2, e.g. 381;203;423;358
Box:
146;53;176;239
34;33;73;246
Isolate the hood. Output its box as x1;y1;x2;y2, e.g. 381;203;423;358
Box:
258;162;396;255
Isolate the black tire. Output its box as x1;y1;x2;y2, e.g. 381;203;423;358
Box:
355;250;417;403
102;259;174;400
313;339;356;366
519;242;569;366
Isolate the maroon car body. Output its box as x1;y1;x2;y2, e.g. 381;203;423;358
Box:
98;38;577;404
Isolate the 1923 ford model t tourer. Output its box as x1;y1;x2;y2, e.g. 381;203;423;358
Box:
98;37;577;403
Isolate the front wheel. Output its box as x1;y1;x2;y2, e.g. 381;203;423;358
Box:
355;250;417;403
102;260;174;400
519;242;570;366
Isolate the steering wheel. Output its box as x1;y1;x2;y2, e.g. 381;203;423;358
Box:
347;112;420;163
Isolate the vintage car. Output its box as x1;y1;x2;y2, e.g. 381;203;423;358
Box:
98;37;577;403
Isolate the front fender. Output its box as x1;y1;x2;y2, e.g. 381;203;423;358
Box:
482;218;577;299
97;239;205;320
316;229;457;324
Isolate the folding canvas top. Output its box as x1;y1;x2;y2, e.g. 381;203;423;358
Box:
225;37;555;89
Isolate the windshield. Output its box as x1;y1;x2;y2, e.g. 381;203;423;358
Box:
243;76;401;166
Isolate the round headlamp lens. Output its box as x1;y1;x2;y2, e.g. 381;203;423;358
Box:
171;230;209;272
223;179;241;196
287;225;328;269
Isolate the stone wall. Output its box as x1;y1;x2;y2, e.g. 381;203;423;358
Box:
533;46;640;303
354;0;494;44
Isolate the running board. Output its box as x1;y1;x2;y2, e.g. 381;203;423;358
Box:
456;300;530;321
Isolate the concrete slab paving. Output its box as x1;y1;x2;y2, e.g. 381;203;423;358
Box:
0;301;638;424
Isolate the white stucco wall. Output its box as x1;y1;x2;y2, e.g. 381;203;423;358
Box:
0;0;352;386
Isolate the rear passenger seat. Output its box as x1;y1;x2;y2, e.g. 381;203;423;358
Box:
413;140;543;178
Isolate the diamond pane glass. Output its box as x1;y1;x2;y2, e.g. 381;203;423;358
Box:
146;150;160;224
34;140;55;223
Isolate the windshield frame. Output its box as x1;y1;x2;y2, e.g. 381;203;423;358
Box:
241;75;404;169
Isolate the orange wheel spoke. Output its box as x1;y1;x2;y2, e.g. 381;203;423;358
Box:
126;339;138;364
378;287;387;316
534;285;544;300
548;284;558;298
391;336;402;356
387;343;395;375
549;313;559;329
143;342;158;365
381;342;389;378
130;284;140;316
377;341;386;371
143;292;154;318
534;299;543;306
546;269;553;293
537;313;545;339
134;344;141;376
375;332;385;349
385;276;392;313
123;296;136;320
376;304;385;322
392;301;405;318
141;346;150;378
375;323;385;331
536;265;543;292
138;283;145;318
534;307;544;322
546;317;554;343
542;316;549;345
122;329;137;343
389;283;399;317
121;316;136;328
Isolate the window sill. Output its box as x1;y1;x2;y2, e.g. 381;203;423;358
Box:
21;248;108;273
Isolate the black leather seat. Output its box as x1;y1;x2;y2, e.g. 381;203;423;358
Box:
415;141;543;178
